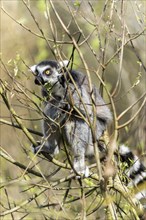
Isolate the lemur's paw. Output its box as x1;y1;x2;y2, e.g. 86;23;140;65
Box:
80;166;90;178
53;146;60;155
31;142;59;156
72;166;90;178
31;141;41;154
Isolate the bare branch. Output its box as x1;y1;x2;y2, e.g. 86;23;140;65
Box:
0;147;42;178
0;118;43;136
118;96;146;129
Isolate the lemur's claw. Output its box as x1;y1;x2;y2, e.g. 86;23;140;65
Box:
31;141;41;154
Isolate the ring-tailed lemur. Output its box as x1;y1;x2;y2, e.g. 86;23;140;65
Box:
30;60;112;177
30;60;146;203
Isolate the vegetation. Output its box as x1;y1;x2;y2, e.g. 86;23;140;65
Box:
0;1;145;219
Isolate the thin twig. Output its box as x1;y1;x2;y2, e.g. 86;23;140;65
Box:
0;6;72;45
0;147;42;178
0;118;43;136
118;96;146;129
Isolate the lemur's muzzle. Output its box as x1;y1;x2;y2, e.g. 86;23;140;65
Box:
34;76;45;85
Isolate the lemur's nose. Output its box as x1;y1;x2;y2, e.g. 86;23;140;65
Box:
34;76;45;85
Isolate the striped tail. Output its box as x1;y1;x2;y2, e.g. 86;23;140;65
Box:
119;144;146;202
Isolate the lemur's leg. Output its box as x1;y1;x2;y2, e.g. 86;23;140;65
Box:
64;119;90;177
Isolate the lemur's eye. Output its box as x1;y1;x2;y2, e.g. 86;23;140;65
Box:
44;69;51;75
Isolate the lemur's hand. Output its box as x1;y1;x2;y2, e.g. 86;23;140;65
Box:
31;141;41;154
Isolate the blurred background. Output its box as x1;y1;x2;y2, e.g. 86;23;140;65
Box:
0;0;145;219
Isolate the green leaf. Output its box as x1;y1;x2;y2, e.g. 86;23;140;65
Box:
37;0;46;12
74;0;81;7
84;178;94;187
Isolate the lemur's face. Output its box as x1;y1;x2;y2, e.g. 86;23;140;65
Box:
30;60;68;86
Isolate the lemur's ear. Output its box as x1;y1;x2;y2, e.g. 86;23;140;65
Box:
30;65;37;74
58;60;69;69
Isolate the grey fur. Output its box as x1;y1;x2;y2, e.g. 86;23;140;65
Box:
31;60;112;176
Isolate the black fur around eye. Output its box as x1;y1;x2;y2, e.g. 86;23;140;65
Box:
35;69;39;75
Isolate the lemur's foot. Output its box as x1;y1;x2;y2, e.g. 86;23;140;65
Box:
31;142;59;155
71;165;90;178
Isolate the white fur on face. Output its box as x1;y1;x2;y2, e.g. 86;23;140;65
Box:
37;65;51;74
30;65;37;73
58;60;69;69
